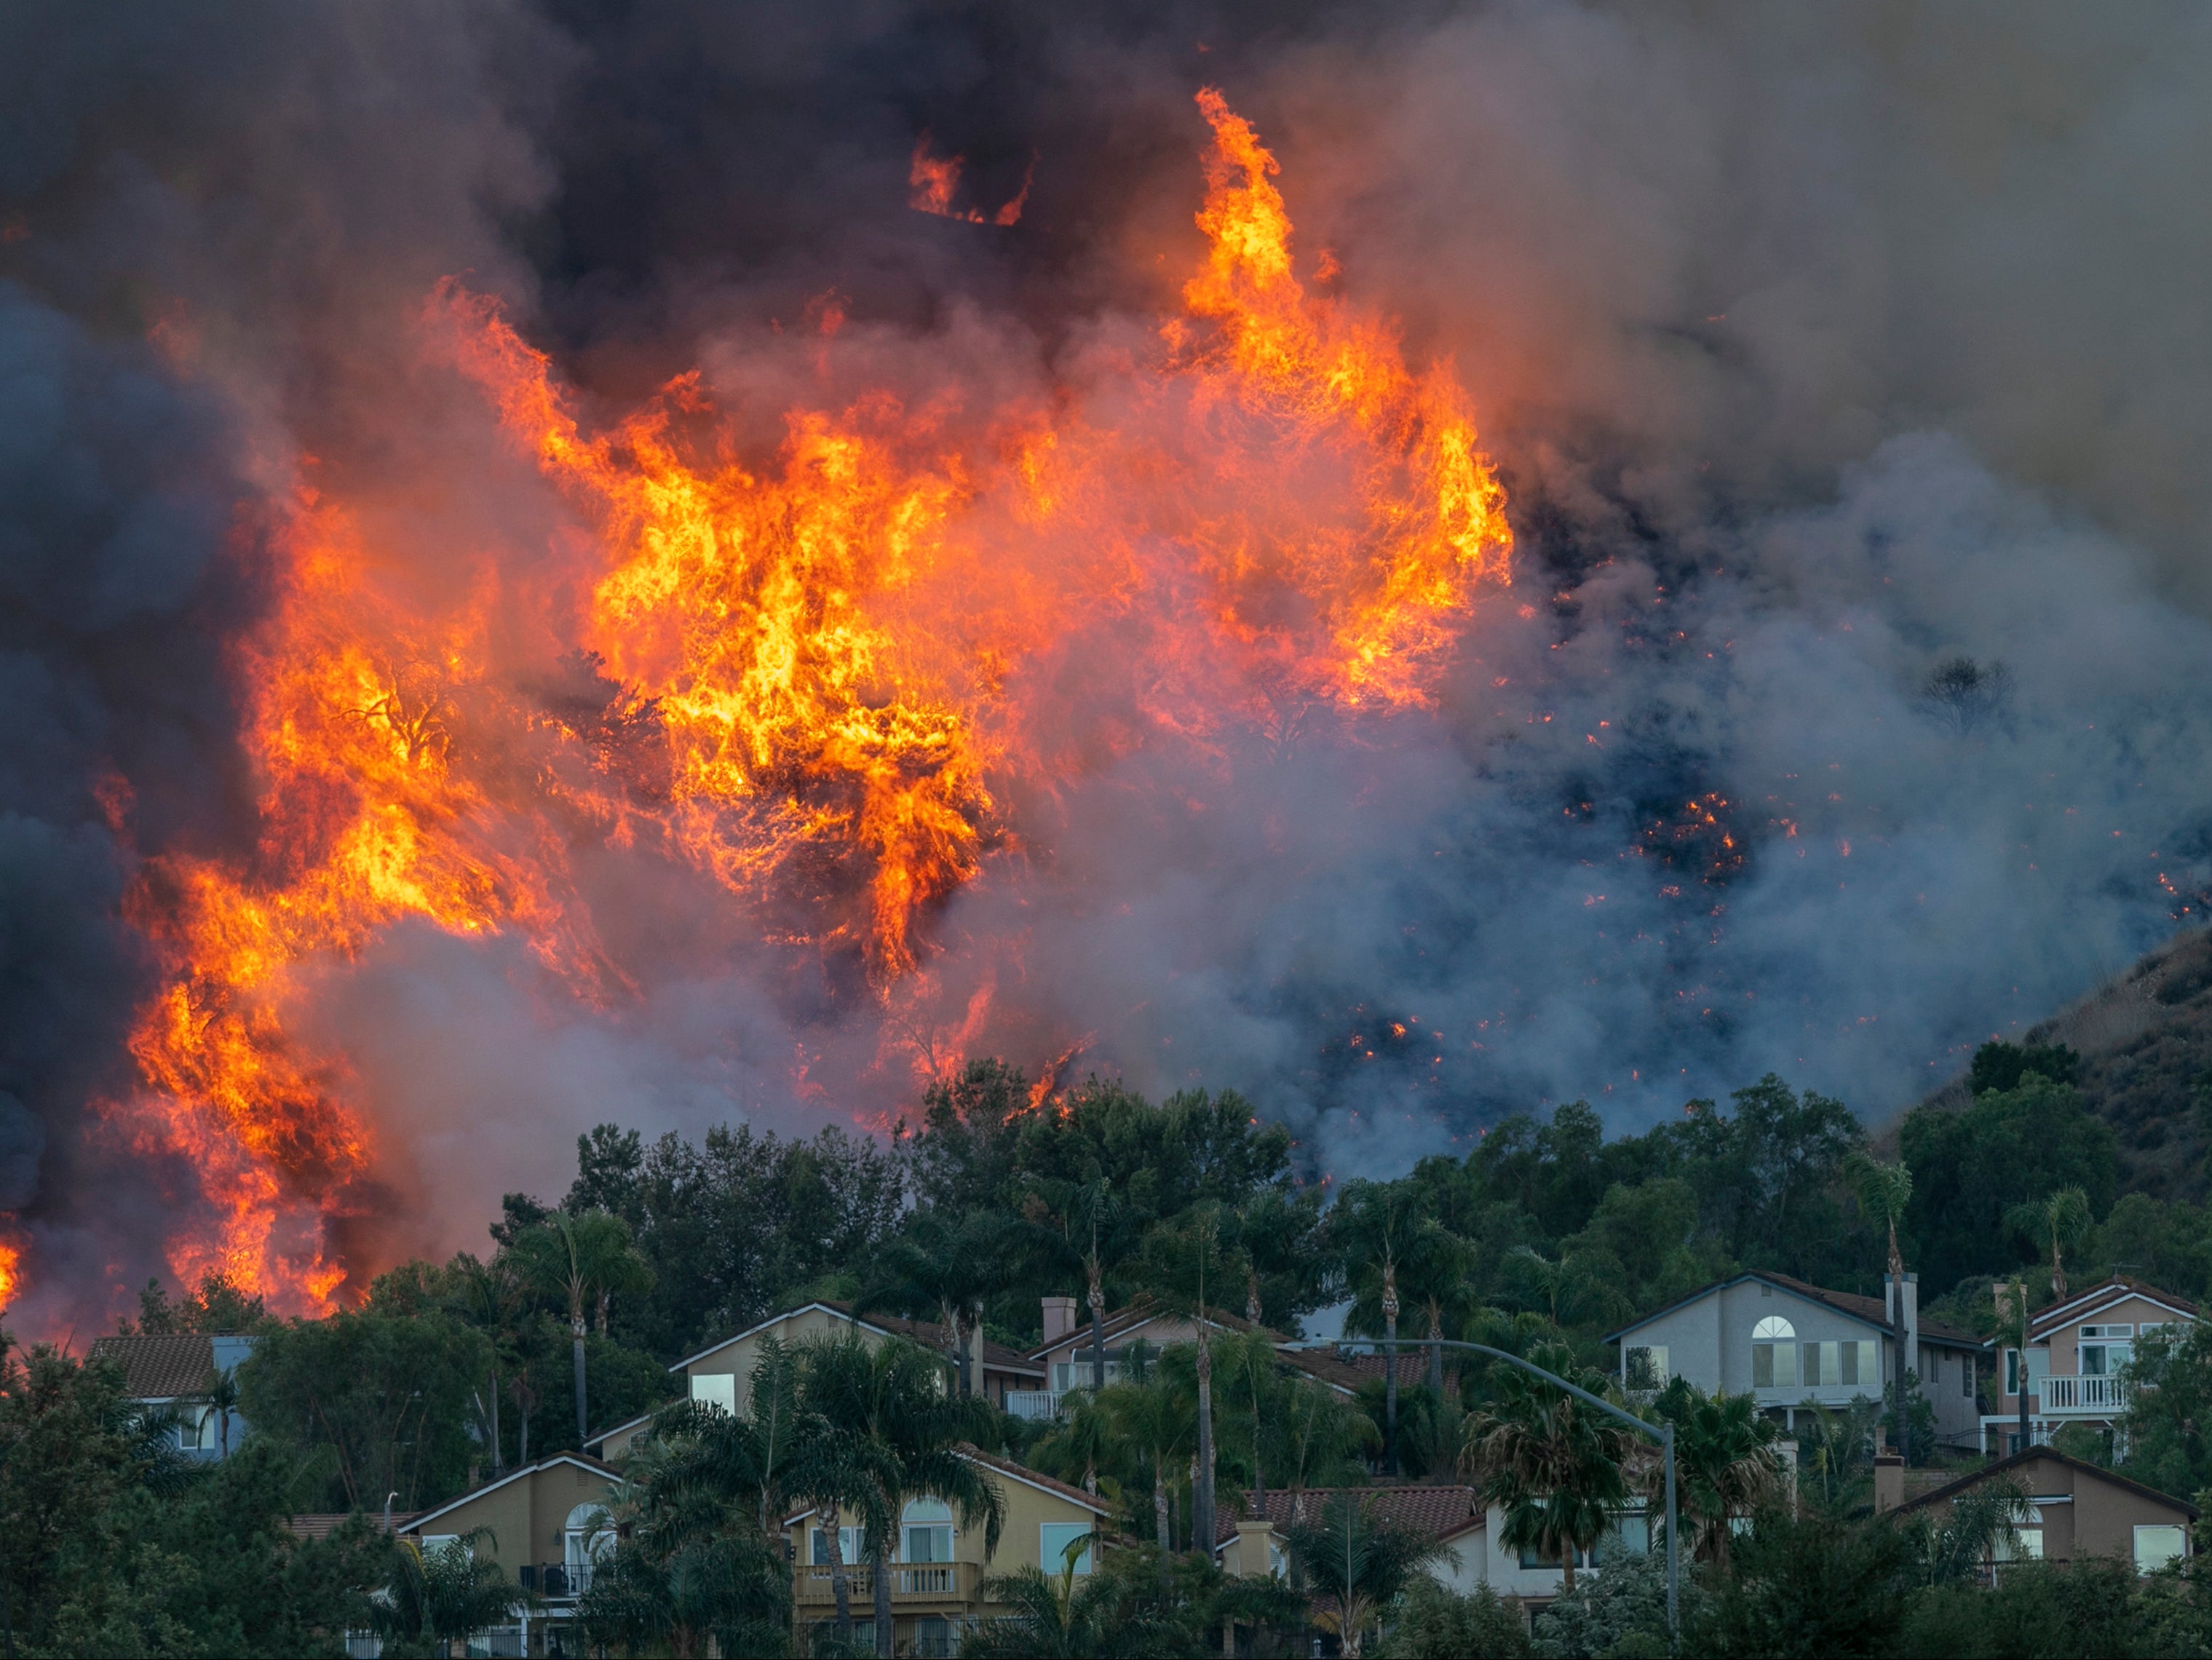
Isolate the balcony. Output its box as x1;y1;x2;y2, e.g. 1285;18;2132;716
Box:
516;1561;594;1599
793;1562;981;1606
2040;1373;2129;1414
1005;1389;1065;1421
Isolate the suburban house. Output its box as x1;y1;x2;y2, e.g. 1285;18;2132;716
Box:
1603;1271;1984;1449
391;1451;623;1658
594;1299;1047;1458
1213;1485;1649;1611
1985;1276;2194;1456
1893;1445;2195;1575
1020;1296;1373;1421
780;1444;1113;1659
89;1331;257;1458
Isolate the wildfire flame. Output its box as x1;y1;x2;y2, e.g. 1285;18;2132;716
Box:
82;92;1510;1314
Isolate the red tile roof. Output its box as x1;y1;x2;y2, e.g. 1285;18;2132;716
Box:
1212;1485;1483;1550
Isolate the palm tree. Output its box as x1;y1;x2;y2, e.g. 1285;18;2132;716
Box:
2006;1186;2093;1303
1101;1346;1197;1552
1280;1492;1448;1660
1499;1244;1630;1332
512;1209;654;1445
1028;1178;1145;1394
579;1395;801;1657
964;1549;1177;1659
1461;1349;1636;1593
1331;1181;1432;1474
1911;1472;2032;1586
1209;1329;1287;1512
1277;1375;1380;1536
1028;1385;1119;1498
1647;1385;1782;1570
1846;1152;1914;1441
1391;1226;1483;1394
445;1250;526;1473
857;1209;1015;1396
1133;1204;1240;1550
801;1332;1006;1660
1845;1152;1913;1282
373;1528;522;1657
194;1365;241;1458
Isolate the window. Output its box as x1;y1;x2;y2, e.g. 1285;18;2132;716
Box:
2005;1349;2023;1397
1052;1359;1120;1390
2082;1340;2133;1377
812;1525;868;1565
2136;1525;2187;1574
903;1498;954;1564
178;1406;218;1452
691;1372;737;1414
1752;1317;1796;1389
1994;1506;2043;1562
566;1501;614;1570
1517;1541;1592;1569
1964;1354;1977;1398
914;1616;957;1659
1804;1341;1872;1389
1040;1523;1093;1576
2081;1325;2135;1340
1625;1346;1668;1390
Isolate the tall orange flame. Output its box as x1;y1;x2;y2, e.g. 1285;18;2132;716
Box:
83;91;1510;1314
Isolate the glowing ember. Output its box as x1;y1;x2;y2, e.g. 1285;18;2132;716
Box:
92;91;1513;1311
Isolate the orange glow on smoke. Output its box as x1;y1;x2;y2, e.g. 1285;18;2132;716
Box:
92;92;1512;1311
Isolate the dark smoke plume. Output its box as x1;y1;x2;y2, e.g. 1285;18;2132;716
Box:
5;0;2211;1319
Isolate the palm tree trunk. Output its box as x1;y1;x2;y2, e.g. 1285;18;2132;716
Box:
826;1504;853;1640
1560;1538;1577;1592
571;1315;589;1446
2052;1237;2066;1302
1154;1456;1171;1550
1383;1283;1400;1477
1088;1264;1107;1391
871;1523;894;1659
1194;1337;1216;1557
1427;1305;1443;1394
487;1365;502;1474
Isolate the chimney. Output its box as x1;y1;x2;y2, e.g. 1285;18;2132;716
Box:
1874;1453;1904;1514
1234;1517;1277;1578
1042;1295;1078;1346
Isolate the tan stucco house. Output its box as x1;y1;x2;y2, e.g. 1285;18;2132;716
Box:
1895;1445;2195;1574
1986;1276;2195;1455
782;1444;1113;1657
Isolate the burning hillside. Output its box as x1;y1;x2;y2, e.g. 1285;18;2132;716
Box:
98;94;1511;1309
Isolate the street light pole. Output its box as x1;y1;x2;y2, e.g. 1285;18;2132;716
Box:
1322;1336;1681;1653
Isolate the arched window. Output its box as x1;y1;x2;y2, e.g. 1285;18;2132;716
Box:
1753;1316;1799;1389
903;1498;954;1564
566;1501;616;1568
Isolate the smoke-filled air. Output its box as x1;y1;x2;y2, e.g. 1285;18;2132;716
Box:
5;0;2212;1328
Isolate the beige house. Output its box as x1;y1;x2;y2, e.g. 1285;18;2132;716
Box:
394;1453;622;1656
782;1444;1113;1657
1895;1445;2195;1573
592;1300;1047;1459
1986;1276;2195;1455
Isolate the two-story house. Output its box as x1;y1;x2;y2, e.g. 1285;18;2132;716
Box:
1017;1296;1373;1421
590;1300;1048;1458
89;1331;257;1458
1896;1445;2195;1574
1984;1276;2194;1455
393;1451;622;1659
782;1444;1112;1659
1603;1271;1983;1450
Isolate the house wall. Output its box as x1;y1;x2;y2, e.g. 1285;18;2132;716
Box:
405;1462;619;1574
1624;1281;1980;1443
784;1469;1108;1589
682;1307;1034;1417
1914;1453;2192;1565
1034;1313;1207;1375
1996;1291;2189;1423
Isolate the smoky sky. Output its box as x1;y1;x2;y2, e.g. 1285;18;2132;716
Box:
5;0;2212;1312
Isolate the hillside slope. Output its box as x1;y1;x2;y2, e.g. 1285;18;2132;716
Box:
1911;926;2212;1202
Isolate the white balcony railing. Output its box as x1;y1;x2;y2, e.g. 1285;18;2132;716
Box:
1004;1389;1065;1421
2041;1373;2128;1413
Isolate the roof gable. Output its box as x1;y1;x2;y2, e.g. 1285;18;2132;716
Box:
400;1454;619;1535
1897;1445;2197;1521
2028;1278;2197;1341
782;1447;1112;1525
675;1301;1044;1379
1604;1271;1981;1348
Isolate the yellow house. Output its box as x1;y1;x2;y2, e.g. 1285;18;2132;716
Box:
783;1445;1114;1658
395;1452;621;1657
592;1300;1047;1459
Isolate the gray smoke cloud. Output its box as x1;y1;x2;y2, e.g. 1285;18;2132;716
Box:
5;0;2211;1306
